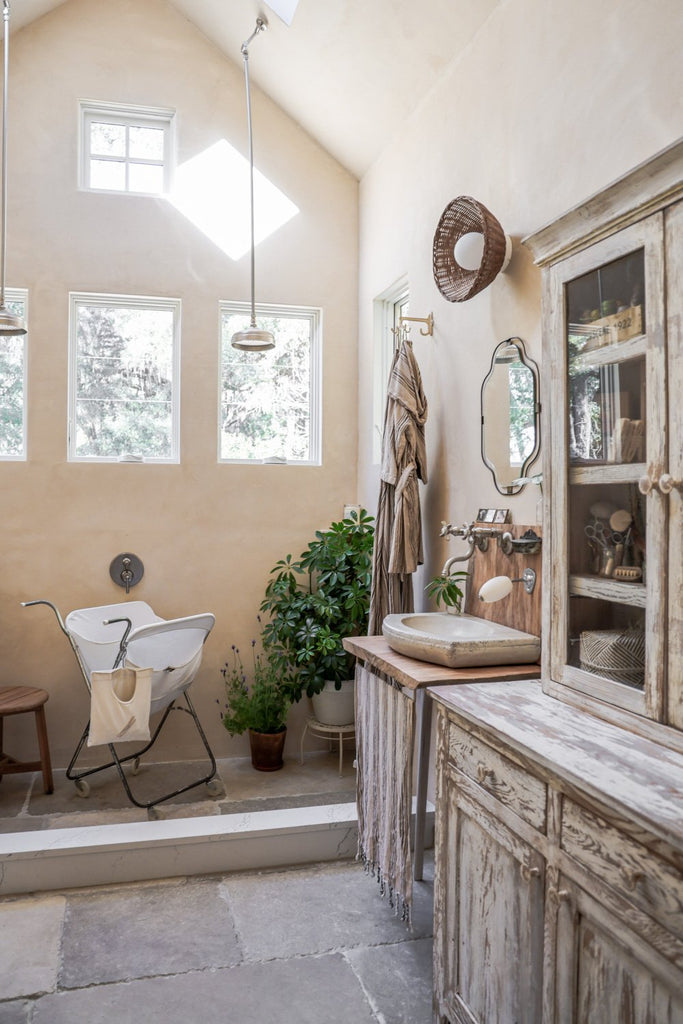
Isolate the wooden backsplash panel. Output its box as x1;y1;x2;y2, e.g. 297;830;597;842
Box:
463;524;542;638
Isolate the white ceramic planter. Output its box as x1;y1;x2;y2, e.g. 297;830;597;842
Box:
311;679;355;725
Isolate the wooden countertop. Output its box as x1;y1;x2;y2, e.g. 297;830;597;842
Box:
342;635;541;692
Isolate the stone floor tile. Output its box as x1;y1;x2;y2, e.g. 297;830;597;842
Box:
346;936;433;1024
60;877;240;988
44;806;148;829
0;815;46;833
29;761;220;816
151;799;221;820
20;749;354;829
216;788;355;816
0;896;65;999
34;954;377;1024
0;773;34;817
222;859;433;962
0;1002;30;1024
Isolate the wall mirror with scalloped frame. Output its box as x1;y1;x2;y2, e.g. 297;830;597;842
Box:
481;337;540;494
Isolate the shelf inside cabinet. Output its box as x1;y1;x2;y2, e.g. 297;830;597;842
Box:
569;462;646;486
571;332;647;371
569;573;646;608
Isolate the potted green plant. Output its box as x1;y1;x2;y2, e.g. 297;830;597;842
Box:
260;508;374;725
220;635;291;771
425;569;469;613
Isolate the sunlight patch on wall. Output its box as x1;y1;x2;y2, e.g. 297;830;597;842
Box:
167;139;299;260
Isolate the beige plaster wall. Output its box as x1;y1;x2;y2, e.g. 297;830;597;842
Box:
357;0;683;596
1;0;358;767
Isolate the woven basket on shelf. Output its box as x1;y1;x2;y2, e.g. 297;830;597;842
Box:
579;628;645;688
432;196;508;302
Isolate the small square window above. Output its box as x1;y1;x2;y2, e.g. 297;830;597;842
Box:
80;101;175;196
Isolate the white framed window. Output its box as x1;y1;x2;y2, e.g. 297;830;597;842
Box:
219;303;321;465
79;100;175;195
373;278;409;463
0;288;28;460
68;293;180;463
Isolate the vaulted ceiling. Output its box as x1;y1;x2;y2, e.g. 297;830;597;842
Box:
11;0;500;178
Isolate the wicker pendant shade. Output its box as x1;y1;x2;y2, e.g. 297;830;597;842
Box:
432;196;509;303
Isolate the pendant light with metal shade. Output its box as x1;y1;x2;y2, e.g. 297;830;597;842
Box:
0;0;24;336
231;17;274;352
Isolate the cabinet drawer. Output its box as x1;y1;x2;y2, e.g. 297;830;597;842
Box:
447;722;547;832
561;798;683;939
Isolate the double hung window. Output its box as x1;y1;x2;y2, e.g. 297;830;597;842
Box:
219;303;321;464
68;293;180;463
0;289;28;459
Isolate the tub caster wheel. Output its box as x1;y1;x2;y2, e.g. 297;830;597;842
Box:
206;778;224;798
129;757;141;776
74;778;90;798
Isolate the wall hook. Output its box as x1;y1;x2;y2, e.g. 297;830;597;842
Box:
399;312;434;336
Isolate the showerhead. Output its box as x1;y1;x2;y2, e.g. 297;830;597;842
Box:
0;304;26;335
231;326;275;351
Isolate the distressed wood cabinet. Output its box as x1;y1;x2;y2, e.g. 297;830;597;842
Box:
431;681;683;1024
523;140;683;749
434;719;546;1023
431;144;683;1023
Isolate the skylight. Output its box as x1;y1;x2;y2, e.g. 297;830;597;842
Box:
167;140;299;261
265;0;300;26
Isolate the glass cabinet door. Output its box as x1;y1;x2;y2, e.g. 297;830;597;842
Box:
548;213;666;719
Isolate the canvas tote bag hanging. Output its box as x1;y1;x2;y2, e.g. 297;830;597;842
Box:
87;666;153;747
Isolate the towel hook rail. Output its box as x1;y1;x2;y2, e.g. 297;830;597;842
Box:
399;313;433;336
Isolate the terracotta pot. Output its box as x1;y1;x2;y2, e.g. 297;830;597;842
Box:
248;728;286;772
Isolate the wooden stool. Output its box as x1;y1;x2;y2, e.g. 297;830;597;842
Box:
0;685;53;794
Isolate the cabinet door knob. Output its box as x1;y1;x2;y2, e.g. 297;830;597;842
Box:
520;863;541;882
548;886;571;905
658;473;683;494
639;471;683;495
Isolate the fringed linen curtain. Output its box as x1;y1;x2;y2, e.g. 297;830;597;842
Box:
356;665;415;923
357;336;427;924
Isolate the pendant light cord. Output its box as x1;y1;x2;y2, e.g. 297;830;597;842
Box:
241;17;266;332
0;0;10;311
242;46;256;330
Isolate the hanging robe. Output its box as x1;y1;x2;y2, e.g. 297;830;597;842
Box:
368;337;428;636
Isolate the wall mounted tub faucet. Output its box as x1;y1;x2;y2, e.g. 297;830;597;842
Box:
109;553;144;594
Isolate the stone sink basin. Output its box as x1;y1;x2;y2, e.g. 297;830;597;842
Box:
382;612;540;668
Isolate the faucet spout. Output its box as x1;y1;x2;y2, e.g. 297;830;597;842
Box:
441;536;476;577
